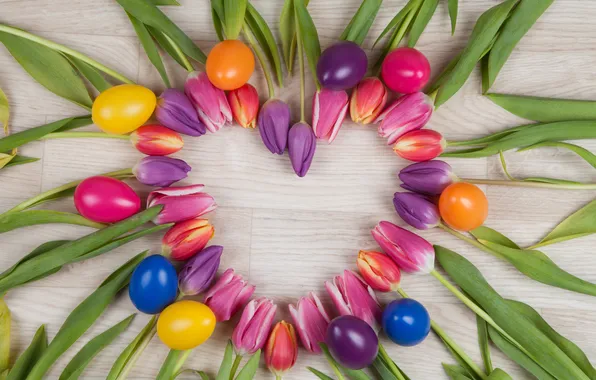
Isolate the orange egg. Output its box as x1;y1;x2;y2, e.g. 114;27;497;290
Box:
439;183;488;231
206;40;255;90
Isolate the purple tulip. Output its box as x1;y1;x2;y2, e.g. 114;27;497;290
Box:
393;192;440;230
155;89;207;137
399;160;457;195
258;99;291;154
326;316;378;370
288;122;316;177
178;245;223;295
317;41;368;91
133;156;191;187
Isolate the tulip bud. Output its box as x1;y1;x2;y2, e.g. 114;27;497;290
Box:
377;92;434;145
266;321;298;378
288;292;331;354
357;250;401;292
371;221;435;273
133;156;191;187
312;89;348;143
148;185;217;225
288;122;316;177
204;268;255;322
228;83;259;128
185;71;232;133
130;124;184;156
393;192;440;230
178;245;223;294
155;89;207;136
393;129;446;162
350;77;388;124
258;99;291;155
233;298;277;355
162;218;215;261
399;160;457;195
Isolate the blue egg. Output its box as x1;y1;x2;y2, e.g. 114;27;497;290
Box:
382;298;431;346
129;255;178;314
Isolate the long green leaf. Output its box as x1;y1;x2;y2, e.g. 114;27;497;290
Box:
437;335;479;380
408;0;439;47
280;0;296;73
211;3;225;41
487;93;596;122
372;355;395;380
26;253;144;380
434;0;518;107
0;240;68;281
149;0;181;5
67;56;112;93
234;350;260;380
215;340;234;380
341;0;383;45
145;26;186;68
2;155;39;169
0;33;92;109
0;117;72;152
536;199;596;248
106;316;157;380
59;315;135;380
0;153;16;170
373;0;417;47
435;245;591;380
0;210;105;234
486;0;554;90
487;369;512;380
0;300;8;372
127;13;171;87
294;0;321;84
0;88;8;135
443;364;475;380
115;0;206;64
156;349;190;380
307;367;335;380
448;0;459;34
476;316;493;374
223;0;247;39
519;141;596;169
246;3;284;85
470;226;519;249
6;325;47;380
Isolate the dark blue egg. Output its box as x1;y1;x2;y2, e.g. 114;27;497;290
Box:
382;298;431;346
129;255;178;314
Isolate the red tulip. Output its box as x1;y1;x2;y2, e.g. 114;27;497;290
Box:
227;83;259;128
393;129;446;162
130;124;184;156
265;321;298;378
161;218;214;261
357;250;401;292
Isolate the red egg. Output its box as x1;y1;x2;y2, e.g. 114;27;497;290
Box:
74;176;141;223
381;47;431;94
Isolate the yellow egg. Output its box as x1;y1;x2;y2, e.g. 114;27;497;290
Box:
157;300;216;350
91;84;156;135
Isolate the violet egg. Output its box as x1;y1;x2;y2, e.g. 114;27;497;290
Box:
326;315;379;370
74;176;141;224
317;41;368;90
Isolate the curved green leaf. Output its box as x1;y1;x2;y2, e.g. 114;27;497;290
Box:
0;300;8;373
0;117;71;152
446;124;530;147
408;0;439;47
294;0;321;85
536;199;596;247
224;0;247;40
470;226;519;249
106;316;157;380
341;0;382;45
127;13;171;87
0;240;68;281
448;0;459;34
487;93;596;122
519;141;596;169
443;364;475;380
279;0;296;73
67;56;112;93
211;3;225;41
2;155;38;169
476;316;493;374
308;367;335;380
6;325;47;380
0;210;105;234
373;0;417;47
0;88;8;135
246;3;284;85
487;369;512;380
234;350;260;380
215;341;234;380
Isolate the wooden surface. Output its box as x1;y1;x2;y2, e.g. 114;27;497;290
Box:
1;0;596;378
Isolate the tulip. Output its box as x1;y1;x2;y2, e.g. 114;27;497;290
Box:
133;156;191;187
350;77;388;124
393;192;440;230
393;129;446;162
204;268;255;322
377;92;434;145
178;245;223;294
232;297;277;355
325;270;382;332
312;89;348;143
185;71;232;133
130;124;184;156
155;89;207;136
265;321;298;378
288;292;331;354
228;83;259;128
399;160;457;195
147;185;217;225
258;99;291;154
288;122;316;177
371;221;435;273
162;218;215;261
357;250;401;292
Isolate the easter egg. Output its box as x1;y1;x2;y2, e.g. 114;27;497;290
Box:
206;40;255;90
129;255;178;314
92;84;156;134
74;176;140;224
382;47;431;94
326;315;378;370
382;298;431;346
317;41;368;90
157;300;216;350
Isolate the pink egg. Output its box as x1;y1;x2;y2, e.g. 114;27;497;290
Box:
74;176;141;223
381;47;431;94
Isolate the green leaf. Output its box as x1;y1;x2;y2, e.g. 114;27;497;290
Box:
371;355;394;380
487;369;512;380
0;210;105;234
340;0;383;45
0;300;8;372
0;33;92;109
437;335;479;380
470;226;519;249
157;349;191;380
435;245;592;380
280;0;297;73
307;367;335;380
127;13;171;87
59;314;135;380
211;4;225;41
486;0;554;90
6;325;47;380
407;0;439;47
223;0;247;40
2;155;39;169
149;0;181;5
234;350;260;380
519;141;596;169
0;240;68;281
0;153;15;170
448;0;459;34
294;0;321;84
0;88;8;135
434;0;518;107
67;56;112;93
487;93;596;122
442;364;475;380
373;0;417;48
476;315;493;374
116;0;206;64
0;117;73;152
246;3;284;85
536;199;596;247
26;253;144;380
145;26;186;68
215;341;234;380
106;316;157;380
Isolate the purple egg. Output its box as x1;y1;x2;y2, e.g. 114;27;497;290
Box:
326;315;379;369
317;41;368;90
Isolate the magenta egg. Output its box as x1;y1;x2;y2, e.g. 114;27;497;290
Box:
74;176;141;223
381;47;431;94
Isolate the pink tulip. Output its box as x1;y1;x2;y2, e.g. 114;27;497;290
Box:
227;83;259;128
147;185;217;225
312;88;349;143
233;297;277;355
325;270;382;332
185;71;232;133
350;77;388;124
393;129;446;162
377;92;434;145
288;292;331;354
204;268;255;322
371;221;435;273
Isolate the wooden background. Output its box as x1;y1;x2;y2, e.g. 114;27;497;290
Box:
1;0;595;378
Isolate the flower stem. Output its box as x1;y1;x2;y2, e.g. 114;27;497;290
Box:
377;344;406;380
0;24;134;84
276;376;282;380
40;132;130;140
294;10;306;122
244;25;275;99
325;357;346;380
229;354;243;380
438;224;498;257
397;288;487;379
460;178;596;190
